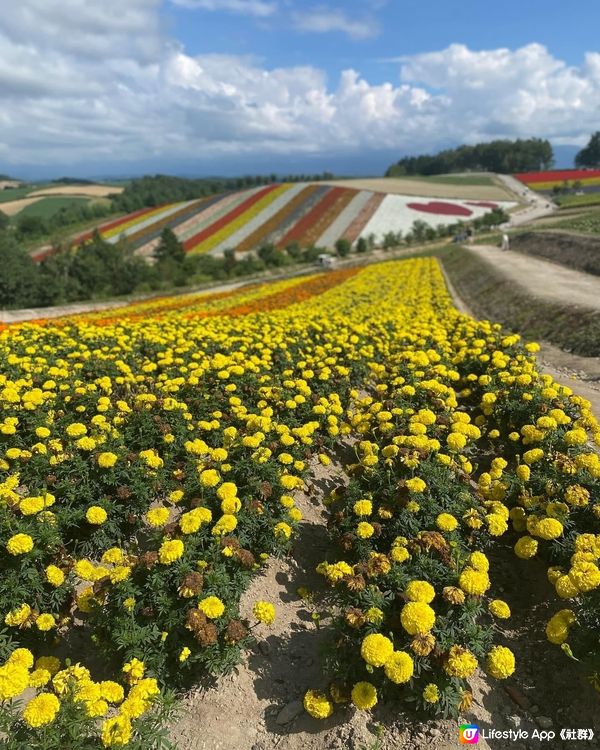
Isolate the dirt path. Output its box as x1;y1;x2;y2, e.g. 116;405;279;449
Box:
495;174;556;226
469;244;600;310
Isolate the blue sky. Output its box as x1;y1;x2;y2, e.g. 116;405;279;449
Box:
1;0;599;178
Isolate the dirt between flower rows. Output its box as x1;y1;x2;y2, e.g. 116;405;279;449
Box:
169;451;600;750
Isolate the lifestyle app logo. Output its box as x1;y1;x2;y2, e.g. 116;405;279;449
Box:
459;724;479;744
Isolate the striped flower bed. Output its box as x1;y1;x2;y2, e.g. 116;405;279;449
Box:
515;169;600;191
184;185;279;254
210;184;301;255
315;190;373;248
292;187;357;248
277;187;343;248
176;190;262;245
341;192;385;244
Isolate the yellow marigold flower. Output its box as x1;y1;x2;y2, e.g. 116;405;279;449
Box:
179;647;191;663
35;656;60;675
486;646;515;679
36;613;56;631
303;689;334;719
86;506;108;525
400;601;436;635
516;464;530;482
360;633;394;667
198;596;225;619
101;547;124;565
384;651;414;684
458;568;490;596
20;496;45;515
436;513;458;532
564;428;587;446
391;546;410;563
356;521;374;539
199;469;220;487
29;668;52;688
351;681;377;710
0;662;29;700
6;533;34;555
514;535;538;559
365;607;384;625
253;601;276;625
444;645;478;678
45;564;65;587
146;507;170;527
523;448;544;465
101;715;132;747
8;648;34;669
488;600;511;619
97;452;118;468
4;602;31;627
353;499;373;516
405;580;435;604
158;539;184;564
469;551;489;572
422;683;440;704
66;423;87;438
100;681;125;703
569;562;600;593
122;658;145;684
446;433;467;451
533;517;563;540
405;477;426;493
274;521;292;540
22;693;60;728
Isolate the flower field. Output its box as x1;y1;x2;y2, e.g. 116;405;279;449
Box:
29;184;516;262
516;169;600;192
1;258;599;747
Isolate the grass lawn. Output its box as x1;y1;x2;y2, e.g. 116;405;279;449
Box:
0;186;35;203
534;208;600;235
422;174;497;186
556;193;600;209
15;196;91;219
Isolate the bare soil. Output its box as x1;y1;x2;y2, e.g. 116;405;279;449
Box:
27;185;124;198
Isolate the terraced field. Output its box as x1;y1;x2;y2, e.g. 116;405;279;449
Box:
31;182;515;261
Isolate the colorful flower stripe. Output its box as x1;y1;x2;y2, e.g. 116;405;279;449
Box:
184;185;279;253
75;205;159;245
527;177;600;192
277;187;341;248
315;190;373;248
176;189;263;244
123;198;213;252
279;187;357;249
515;169;600;184
190;184;292;256
341;192;385;244
103;202;194;243
236;185;322;252
210;183;305;255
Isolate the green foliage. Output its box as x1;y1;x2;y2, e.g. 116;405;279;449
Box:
386;138;553;177
335;238;351;257
575;132;600;168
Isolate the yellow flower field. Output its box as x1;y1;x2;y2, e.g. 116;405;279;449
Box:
0;258;599;747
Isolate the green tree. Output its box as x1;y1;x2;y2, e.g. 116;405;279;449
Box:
575;132;600;168
154;228;185;264
335;238;351;257
0;235;41;308
356;237;368;253
0;210;9;232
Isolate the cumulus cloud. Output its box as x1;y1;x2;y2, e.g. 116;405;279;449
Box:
1;2;599;170
170;0;277;17
292;7;380;40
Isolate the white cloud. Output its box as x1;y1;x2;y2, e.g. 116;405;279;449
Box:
170;0;277;16
292;7;380;40
1;4;599;171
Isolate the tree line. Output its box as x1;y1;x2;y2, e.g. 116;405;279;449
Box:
0;204;508;310
386;138;554;176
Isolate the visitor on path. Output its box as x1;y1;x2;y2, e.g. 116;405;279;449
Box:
501;233;510;251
